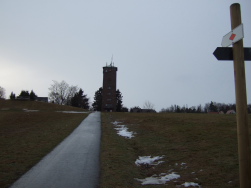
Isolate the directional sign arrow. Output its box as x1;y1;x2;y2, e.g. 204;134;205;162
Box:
213;47;251;61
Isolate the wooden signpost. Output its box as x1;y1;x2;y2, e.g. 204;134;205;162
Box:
213;3;251;188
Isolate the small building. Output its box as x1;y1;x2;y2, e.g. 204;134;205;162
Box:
131;107;156;113
16;96;48;102
16;96;30;100
35;97;48;103
141;109;156;113
130;107;142;113
226;110;236;114
208;111;220;114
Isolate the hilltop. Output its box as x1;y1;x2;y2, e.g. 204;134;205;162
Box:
0;99;88;111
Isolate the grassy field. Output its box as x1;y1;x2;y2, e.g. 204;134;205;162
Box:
101;112;251;188
0;100;89;188
1;100;251;188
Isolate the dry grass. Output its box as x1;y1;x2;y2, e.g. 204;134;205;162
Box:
0;100;89;188
101;112;251;188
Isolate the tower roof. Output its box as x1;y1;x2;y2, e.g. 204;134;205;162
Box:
105;55;116;67
105;62;115;67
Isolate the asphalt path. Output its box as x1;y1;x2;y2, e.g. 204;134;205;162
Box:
10;111;101;188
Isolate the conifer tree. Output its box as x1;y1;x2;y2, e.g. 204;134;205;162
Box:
92;87;103;111
116;89;123;112
71;89;89;109
19;90;30;97
10;92;15;100
30;90;37;101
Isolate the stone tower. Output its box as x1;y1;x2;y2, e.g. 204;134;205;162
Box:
102;62;118;112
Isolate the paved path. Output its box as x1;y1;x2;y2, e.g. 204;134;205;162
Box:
10;112;101;188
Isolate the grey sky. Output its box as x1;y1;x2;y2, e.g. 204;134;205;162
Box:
1;0;251;111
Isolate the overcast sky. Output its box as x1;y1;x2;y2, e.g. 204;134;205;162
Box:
1;0;251;111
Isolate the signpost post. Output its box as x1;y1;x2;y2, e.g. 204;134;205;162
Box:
213;3;251;188
230;4;251;188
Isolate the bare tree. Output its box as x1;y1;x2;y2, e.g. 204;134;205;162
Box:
0;86;5;99
66;85;79;105
48;80;78;105
143;100;155;110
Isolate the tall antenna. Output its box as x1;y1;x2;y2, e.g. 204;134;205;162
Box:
111;55;114;66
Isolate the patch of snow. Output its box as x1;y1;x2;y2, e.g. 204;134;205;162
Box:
135;156;165;166
112;121;135;139
112;121;122;125
57;111;89;113
135;172;180;185
114;126;134;139
182;182;200;187
23;109;39;112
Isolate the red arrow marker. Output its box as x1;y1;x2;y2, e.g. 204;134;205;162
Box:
229;33;236;40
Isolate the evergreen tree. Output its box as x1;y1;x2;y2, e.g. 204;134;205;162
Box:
92;87;103;111
19;90;30;97
196;105;202;113
116;89;123;112
71;89;89;109
10;92;16;100
121;107;129;112
176;105;181;113
209;101;218;112
30;90;37;101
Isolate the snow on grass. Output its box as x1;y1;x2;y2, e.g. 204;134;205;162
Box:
56;111;89;114
112;121;122;125
23;109;39;112
135;172;180;185
114;126;134;139
111;120;201;187
112;121;135;139
135;156;165;166
135;159;201;187
182;182;200;187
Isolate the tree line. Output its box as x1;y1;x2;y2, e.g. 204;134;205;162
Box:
1;82;251;113
160;101;251;114
1;80;126;111
2;81;90;110
9;90;38;100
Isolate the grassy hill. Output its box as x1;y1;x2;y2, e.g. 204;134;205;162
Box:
2;100;251;188
0;100;89;188
0;99;89;111
101;112;251;188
